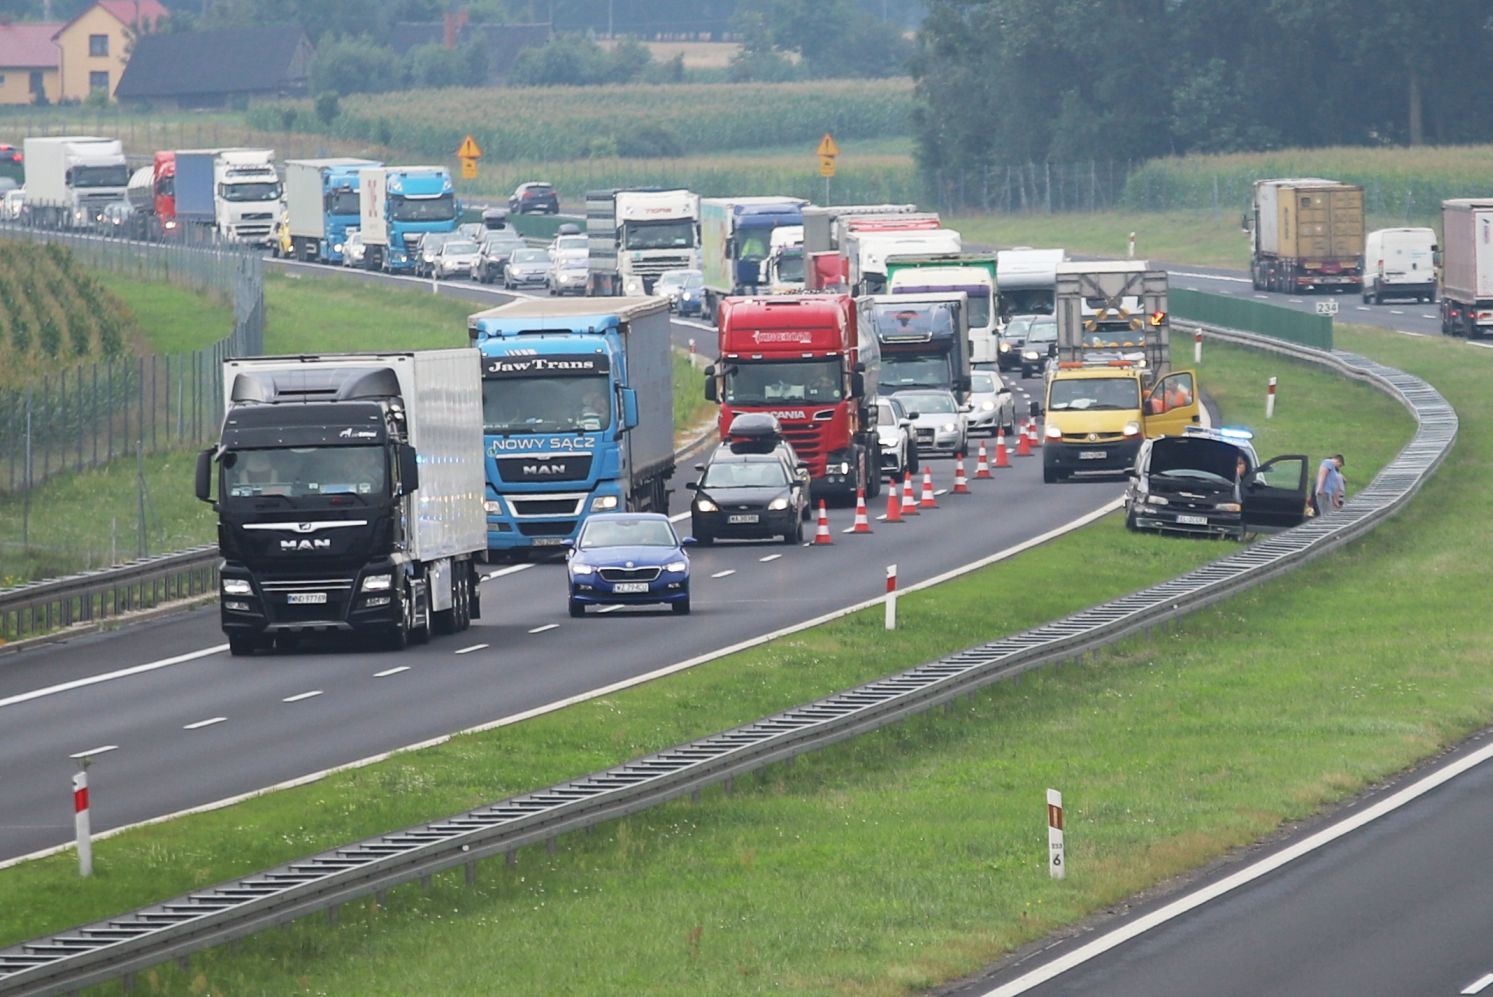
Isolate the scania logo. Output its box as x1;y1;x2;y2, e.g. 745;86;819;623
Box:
280;539;331;551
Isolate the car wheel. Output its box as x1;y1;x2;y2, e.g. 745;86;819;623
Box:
1043;464;1061;484
672;595;691;615
1125;506;1140;531
568;598;585;618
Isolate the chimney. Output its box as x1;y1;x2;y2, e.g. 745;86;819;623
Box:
442;10;469;48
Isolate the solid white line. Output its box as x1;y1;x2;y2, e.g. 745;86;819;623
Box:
980;739;1493;995
528;624;559;634
1468;341;1493;351
874;514;888;521
669;511;690;523
1168;270;1250;284
454;643;488;655
759;553;782;562
1461;972;1493;994
1;645;228;710
183;717;226;731
711;569;736;578
68;744;119;759
1254;294;1268;299
373;666;409;677
282;690;323;703
483;564;534;581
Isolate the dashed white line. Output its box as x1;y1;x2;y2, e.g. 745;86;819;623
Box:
759;553;782;562
1390;309;1404;315
1254;294;1268;299
282;690;323;703
454;643;489;655
2;645;229;710
934;488;948;496
373;666;409;677
1356;306;1371;311
1287;298;1304;303
1421;314;1436;319
69;745;119;759
183;717;226;731
1461;973;1493;995
711;569;736;578
528;623;559;634
484;563;534;581
874;514;888;521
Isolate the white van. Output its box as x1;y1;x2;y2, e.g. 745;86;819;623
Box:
1363;227;1437;304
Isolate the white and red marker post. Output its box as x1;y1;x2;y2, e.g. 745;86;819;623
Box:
884;563;897;630
74;766;92;877
1047;788;1065;880
1266;376;1278;419
1194;329;1203;365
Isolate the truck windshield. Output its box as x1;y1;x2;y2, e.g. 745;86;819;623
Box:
220;181;281;202
1000;290;1054;317
623;219;695;250
483;375;612;434
775;250;805;283
723;359;842;405
391;194;456;222
222;446;385;502
326;190;360;215
880;355;951;391
966;295;991;328
1047;377;1140;411
72;164;129;188
869;301;958;339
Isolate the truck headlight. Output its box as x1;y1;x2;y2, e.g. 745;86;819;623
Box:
767;497;790;511
484;499;504;515
361;573;393;592
222;578;252;595
1122;421;1141;437
590;496;619;512
836;461;851;475
333;243;344;253
694;497;718;512
1045;424;1063;439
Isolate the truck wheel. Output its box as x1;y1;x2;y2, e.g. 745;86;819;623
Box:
228;634;260;657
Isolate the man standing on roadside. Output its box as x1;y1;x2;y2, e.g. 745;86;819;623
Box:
1315;453;1346;515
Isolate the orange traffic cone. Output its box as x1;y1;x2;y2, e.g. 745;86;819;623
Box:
975;440;993;479
900;472;920;516
952;454;971;494
994;428;1012;468
1028;417;1043;448
1015;423;1033;457
851;488;873;533
920;467;938;508
885;483;903;523
813;500;833;545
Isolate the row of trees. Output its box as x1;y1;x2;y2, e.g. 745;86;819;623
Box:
913;0;1493;176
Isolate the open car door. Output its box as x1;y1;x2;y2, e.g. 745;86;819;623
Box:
1244;454;1310;530
1142;370;1201;438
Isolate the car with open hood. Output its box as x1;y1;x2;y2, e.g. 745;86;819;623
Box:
567;513;693;616
1124;427;1309;539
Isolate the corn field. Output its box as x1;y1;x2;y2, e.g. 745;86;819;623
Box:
0;240;133;388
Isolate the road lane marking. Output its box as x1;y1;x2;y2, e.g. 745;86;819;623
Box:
1288;298;1304;303
1462;973;1493;995
1356;306;1371;311
1168;270;1250;284
759;554;782;562
711;569;736;578
483;564;533;581
1421;314;1435;319
283;691;323;703
1254;294;1268;299
1469;341;1493;351
373;666;409;677
1390;309;1404;314
1;645;229;711
454;643;488;655
528;624;559;634
69;745;119;759
183;717;226;731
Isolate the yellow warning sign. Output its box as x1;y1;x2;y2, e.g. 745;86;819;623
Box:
460;156;478;180
818;155;837;178
816;132;839;158
456;134;483;159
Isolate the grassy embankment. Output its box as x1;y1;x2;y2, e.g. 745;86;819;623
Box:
3;334;1451;997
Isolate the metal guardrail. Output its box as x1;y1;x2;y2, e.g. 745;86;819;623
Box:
0;323;1457;995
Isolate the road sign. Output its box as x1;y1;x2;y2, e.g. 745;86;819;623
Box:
460;157;478;180
1314;299;1339;316
816;132;839;158
456;134;483;159
818;155;837;178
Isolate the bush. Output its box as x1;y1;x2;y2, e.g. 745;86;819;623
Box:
613;124;684;159
314;91;341;125
309;36;404;96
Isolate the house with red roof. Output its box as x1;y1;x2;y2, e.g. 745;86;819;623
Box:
0;0;167;105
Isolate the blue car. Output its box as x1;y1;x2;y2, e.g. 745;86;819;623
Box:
567;513;694;616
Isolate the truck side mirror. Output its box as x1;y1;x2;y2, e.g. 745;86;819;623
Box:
194;448;214;503
398;444;420;495
850;372;865;397
704;377;717;403
1029;400;1043;417
620;388;639;432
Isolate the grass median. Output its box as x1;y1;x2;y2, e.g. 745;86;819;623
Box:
0;336;1428;995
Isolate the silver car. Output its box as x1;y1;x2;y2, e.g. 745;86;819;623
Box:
875;395;918;479
966;369;1016;436
434;238;480;279
341;228;367;268
548;255;589;295
504;248;552;289
896;389;970;457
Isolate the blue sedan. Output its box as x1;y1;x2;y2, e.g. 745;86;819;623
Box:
567;513;694;616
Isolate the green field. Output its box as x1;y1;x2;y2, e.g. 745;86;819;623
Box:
3;336;1445;997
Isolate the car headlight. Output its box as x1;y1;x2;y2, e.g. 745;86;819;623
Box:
767;497;790;511
484;499;504;515
1045;424;1063;439
1216;502;1242;513
222;578;252;595
569;562;595;575
1122;421;1142;437
665;560;688;573
681;290;695;301
1023;350;1039;360
981;401;995;411
694;497;719;512
941;422;956;433
361;573;393;592
1144;494;1169;506
590;495;619;512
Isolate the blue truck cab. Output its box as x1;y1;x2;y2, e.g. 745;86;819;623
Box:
283;158;381;264
468;298;676;559
358;166;459;274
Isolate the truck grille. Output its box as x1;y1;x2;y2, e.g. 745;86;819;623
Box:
511;497;584;517
632;255;696;279
780;425;824;463
495;455;593;483
260;576;355;625
518;521;575;537
599;566;660;583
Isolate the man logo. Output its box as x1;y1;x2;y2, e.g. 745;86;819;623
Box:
523;464;566;476
280;539;332;551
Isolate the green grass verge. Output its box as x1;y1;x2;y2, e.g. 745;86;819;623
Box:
262;272;475;354
672;352;713;443
94;274;233;357
0;338;1423;996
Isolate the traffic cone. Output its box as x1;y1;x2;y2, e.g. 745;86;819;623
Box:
952;454;971;494
993;428;1012;468
1015;423;1033;457
900;472;920;516
813;500;833;545
885;483;903;523
1028;417;1043;448
975;440;992;479
851;488;873;533
920;466;938;508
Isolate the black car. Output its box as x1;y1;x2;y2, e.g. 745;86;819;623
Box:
1021;315;1058;379
474;228;526;283
509;182;559;215
997;314;1035;371
414;232;453;277
688;447;810;545
1124;427;1309;540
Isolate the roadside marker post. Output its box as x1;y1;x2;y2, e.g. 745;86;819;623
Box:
884;564;897;630
74;764;92;877
1266;376;1278;419
1194;329;1203;365
1047;788;1065;880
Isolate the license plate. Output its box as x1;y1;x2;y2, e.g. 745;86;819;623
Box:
728;514;760;524
286;592;326;605
531;537;569;547
1079;450;1107;460
612;582;649;593
1176;514;1209;526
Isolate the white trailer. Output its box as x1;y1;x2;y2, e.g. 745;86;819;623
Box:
20;136;128;227
1440;199;1493;338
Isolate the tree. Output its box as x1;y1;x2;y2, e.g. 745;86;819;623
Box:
309;36;405;95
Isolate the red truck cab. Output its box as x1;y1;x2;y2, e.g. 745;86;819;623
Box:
706;294;882;501
153;151;178;235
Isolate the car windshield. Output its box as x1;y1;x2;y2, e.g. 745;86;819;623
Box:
657;270;702;291
970;372;997;393
443;241;478;255
1003;316;1033;343
483;375;612;434
580;518;677;549
512;249;549;264
623;219;695;250
702;458;789;488
220;181;280;202
560;258;588;271
1026;318;1057;345
222;446;385;502
485;232;523;251
391;194;456;222
326;190;360;215
722;358;842;404
1047;376;1140;411
901;392;955;414
881;355;950;390
554;236;587;253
